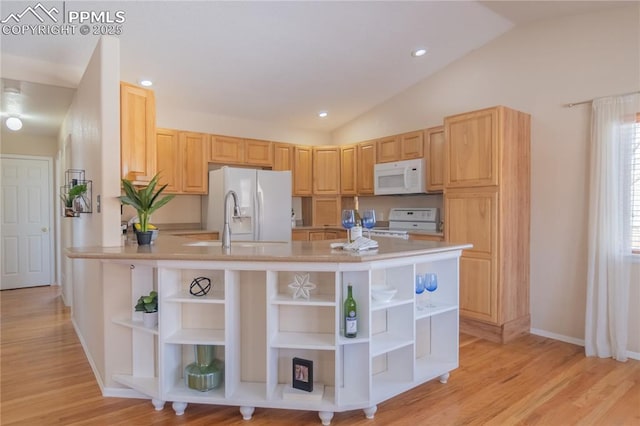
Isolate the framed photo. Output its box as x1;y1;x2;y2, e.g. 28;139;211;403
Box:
292;357;313;392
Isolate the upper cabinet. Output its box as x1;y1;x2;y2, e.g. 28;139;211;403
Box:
210;135;244;165
313;146;340;195
376;135;400;163
293;145;313;196
340;145;357;195
210;136;273;167
273;143;293;171
357;141;376;195
180;132;209;194
156;129;208;194
245;139;273;167
120;82;156;182
424;126;444;192
444;108;499;188
399;130;424;159
156;128;181;193
375;130;424;163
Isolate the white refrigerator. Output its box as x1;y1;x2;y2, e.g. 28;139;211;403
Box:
205;167;292;242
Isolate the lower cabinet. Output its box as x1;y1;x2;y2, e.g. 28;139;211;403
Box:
108;254;460;424
292;229;347;241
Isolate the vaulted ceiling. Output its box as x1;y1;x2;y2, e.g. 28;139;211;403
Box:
0;1;628;137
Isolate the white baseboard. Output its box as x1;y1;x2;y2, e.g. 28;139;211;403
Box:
530;328;640;361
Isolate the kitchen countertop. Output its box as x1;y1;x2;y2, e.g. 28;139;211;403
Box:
67;234;470;263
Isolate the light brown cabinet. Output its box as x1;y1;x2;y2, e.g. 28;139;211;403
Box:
424;126;445;192
156;129;181;193
210;135;244;164
292;228;347;241
313;146;341;195
245;139;273;166
399;130;424;159
120;82;156;182
273;143;293;171
293;146;313;196
180;132;209;194
340;145;357;195
445;108;499;188
376;135;400;163
174;232;219;241
357;141;376;195
375;131;424;163
157;129;208;194
444;106;530;343
312;196;341;226
210;136;273;167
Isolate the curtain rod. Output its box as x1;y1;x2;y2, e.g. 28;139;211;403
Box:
564;90;640;108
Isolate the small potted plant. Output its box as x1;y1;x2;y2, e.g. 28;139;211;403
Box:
135;290;158;328
118;173;175;245
60;183;87;217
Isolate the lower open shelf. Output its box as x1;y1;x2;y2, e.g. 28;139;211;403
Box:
166;380;226;403
113;374;159;398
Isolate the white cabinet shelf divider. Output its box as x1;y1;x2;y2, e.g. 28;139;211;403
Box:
370;333;413;357
165;380;226;402
165;328;225;345
415;301;458;320
271;331;335;350
271;294;335;306
113;317;159;335
165;290;225;304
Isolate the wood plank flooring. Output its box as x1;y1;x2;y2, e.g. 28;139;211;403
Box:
1;286;638;425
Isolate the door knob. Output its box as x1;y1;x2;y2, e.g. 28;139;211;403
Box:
41;227;48;232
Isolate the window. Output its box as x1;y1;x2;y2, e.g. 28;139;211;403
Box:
632;114;640;252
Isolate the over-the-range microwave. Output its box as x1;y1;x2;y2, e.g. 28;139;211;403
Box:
374;158;425;195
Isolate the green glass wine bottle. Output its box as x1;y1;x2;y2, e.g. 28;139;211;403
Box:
344;284;357;338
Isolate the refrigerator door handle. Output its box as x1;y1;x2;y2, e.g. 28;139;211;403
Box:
256;185;263;240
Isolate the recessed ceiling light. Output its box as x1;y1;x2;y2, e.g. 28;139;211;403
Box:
139;79;153;87
411;48;428;57
318;111;328;118
6;116;23;131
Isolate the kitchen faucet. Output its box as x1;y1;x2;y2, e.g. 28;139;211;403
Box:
222;190;241;249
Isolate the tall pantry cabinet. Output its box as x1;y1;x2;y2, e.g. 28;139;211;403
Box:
443;106;530;343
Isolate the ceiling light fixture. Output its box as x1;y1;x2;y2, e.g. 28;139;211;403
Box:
318;111;328;118
139;79;153;87
6;116;23;131
411;48;428;57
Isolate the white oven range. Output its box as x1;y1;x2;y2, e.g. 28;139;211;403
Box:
369;207;440;239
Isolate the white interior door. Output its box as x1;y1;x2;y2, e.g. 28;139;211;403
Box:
1;156;53;289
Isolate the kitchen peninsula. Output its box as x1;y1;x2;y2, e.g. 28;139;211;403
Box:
67;236;470;425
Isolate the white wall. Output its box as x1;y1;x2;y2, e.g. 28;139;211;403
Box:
58;36;121;381
156;100;330;146
332;6;640;354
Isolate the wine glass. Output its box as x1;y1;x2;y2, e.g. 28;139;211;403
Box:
415;274;426;310
341;209;355;242
424;273;438;308
362;210;376;238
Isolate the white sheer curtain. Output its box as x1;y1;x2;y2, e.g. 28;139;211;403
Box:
586;93;639;361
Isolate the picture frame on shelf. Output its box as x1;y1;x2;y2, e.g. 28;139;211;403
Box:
292;357;313;392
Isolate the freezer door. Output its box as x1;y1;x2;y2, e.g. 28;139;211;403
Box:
256;170;292;241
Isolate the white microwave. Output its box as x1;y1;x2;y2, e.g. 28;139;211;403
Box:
374;158;425;195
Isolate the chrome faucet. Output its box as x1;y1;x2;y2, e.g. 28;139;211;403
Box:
222;190;241;249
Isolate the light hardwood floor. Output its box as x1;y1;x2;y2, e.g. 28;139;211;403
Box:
1;286;638;425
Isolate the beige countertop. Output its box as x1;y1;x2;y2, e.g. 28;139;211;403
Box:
67;234;470;263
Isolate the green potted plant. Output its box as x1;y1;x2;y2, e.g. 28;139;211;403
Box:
60;183;87;217
118;173;175;245
135;290;158;328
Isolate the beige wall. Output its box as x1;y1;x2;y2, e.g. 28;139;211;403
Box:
0;132;58;157
58;36;121;382
332;6;640;354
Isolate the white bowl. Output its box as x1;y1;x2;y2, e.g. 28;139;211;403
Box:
371;285;397;302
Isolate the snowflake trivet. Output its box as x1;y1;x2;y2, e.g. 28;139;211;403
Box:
288;273;316;300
